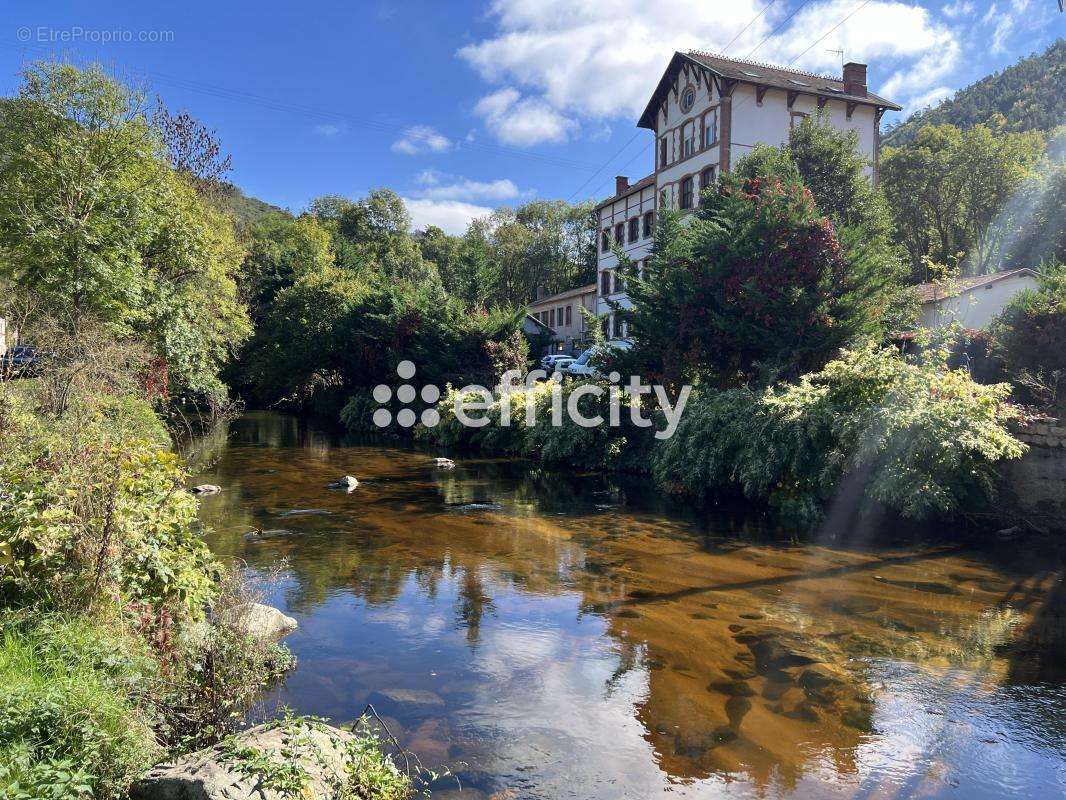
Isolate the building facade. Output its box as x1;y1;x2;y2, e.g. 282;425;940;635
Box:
916;269;1040;330
527;283;597;356
595;51;901;337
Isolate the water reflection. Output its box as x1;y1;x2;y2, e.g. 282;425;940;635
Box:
195;412;1066;799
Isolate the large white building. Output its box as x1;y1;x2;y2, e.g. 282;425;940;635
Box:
595;51;901;338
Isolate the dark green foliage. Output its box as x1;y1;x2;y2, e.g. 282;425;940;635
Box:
243;268;526;413
617;172;897;388
990;264;1066;411
884;39;1065;146
882;124;1046;278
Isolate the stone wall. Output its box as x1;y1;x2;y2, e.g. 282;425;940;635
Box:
1001;420;1066;529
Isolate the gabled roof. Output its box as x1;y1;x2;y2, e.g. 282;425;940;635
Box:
529;282;597;308
638;51;901;130
915;268;1041;303
593;173;656;212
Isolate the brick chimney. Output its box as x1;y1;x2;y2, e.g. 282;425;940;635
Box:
843;62;867;97
536;285;546;300
615;175;630;194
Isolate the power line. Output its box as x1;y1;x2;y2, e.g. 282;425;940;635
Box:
720;0;779;54
567;1;787;203
565;131;644;202
0;38;600;173
745;0;814;59
787;0;871;66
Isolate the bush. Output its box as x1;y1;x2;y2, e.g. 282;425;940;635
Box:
990;265;1066;412
416;380;660;472
0;614;160;800
653;341;1026;524
0;384;219;616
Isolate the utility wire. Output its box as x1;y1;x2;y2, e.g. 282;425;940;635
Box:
0;38;599;172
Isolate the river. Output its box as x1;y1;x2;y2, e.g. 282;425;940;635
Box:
192;412;1066;800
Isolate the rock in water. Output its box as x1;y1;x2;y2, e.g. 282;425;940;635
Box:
366;688;445;717
244;528;295;541
191;484;221;495
220;602;297;639
434;457;456;468
131;720;353;800
327;475;359;490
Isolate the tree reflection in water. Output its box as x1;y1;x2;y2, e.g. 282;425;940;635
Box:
193;412;1066;800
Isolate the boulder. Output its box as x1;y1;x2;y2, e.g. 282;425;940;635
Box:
221;602;297;640
433;458;456;469
191;484;221;495
131;720;353;800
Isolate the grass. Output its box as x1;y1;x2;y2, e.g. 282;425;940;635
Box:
0;613;160;800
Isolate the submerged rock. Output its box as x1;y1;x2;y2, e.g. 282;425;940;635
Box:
191;484;221;495
278;508;331;517
220;602;297;639
366;688;445;717
244;528;296;541
132;720;353;800
735;630;829;675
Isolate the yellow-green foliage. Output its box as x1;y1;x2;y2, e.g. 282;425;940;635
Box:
653;341;1026;522
0;385;218;616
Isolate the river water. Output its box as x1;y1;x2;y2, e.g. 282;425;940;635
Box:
193;412;1066;800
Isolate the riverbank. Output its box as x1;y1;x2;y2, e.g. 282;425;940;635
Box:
401;343;1041;533
0;383;406;798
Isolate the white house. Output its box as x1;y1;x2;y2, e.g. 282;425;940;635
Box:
595;51;901;337
916;269;1041;330
528;283;597;356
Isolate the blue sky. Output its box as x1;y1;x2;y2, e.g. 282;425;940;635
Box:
0;1;1060;232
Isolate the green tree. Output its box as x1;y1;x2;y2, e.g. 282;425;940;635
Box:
881;123;1045;278
242;212;334;315
0;62;249;403
618;171;896;388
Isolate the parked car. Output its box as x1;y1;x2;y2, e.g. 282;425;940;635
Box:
564;340;632;379
539;354;572;370
0;345;46;378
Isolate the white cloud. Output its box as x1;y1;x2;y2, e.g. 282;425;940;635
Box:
390;125;453;155
943;0;974;17
410;169;532;203
402;198;493;234
420;177;525;202
314;122;346;137
909;85;953;108
474;88;576;145
459;0;963;131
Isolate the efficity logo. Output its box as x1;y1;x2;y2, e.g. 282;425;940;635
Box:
372;362;691;440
